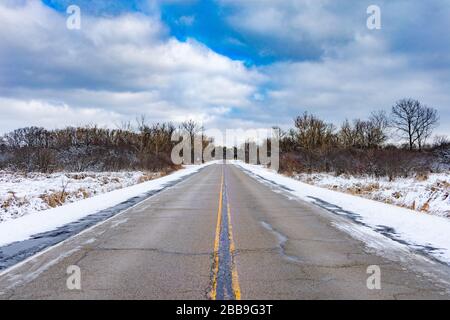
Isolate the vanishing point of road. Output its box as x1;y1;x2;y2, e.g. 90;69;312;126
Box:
0;164;449;299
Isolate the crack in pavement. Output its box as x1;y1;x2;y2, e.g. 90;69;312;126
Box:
260;220;302;263
239;166;449;269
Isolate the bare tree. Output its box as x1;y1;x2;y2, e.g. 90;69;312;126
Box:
180;120;203;164
433;135;449;148
181;120;202;140
368;110;389;147
339;119;355;148
148;122;175;155
294;112;336;150
391;98;439;150
337;111;388;149
416;107;439;150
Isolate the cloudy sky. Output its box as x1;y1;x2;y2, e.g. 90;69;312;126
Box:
0;0;449;136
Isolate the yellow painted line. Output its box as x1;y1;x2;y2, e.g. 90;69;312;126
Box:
210;168;224;300
227;201;241;300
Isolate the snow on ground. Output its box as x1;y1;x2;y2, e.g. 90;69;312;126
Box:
0;163;212;247
292;172;450;217
232;161;450;265
0;170;163;222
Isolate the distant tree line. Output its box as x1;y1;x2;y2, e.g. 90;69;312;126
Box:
278;98;448;180
0;98;448;179
0;118;206;173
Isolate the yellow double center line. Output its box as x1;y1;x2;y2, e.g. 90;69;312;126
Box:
211;166;241;300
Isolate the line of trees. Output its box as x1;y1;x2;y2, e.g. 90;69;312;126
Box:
391;98;439;151
0;98;447;178
278;98;447;179
0;118;207;173
281;99;439;152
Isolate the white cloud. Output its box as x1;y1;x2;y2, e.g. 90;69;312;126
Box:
0;97;123;132
0;0;449;139
259;33;450;135
218;0;360;59
176;15;195;26
224;0;353;40
0;1;262;133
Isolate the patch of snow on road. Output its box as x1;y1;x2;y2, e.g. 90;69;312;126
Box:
0;164;212;247
232;161;450;265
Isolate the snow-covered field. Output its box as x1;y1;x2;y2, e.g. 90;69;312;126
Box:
0;171;164;222
292;172;450;217
232;161;450;265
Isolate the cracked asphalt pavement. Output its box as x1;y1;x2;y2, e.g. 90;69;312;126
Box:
0;164;449;299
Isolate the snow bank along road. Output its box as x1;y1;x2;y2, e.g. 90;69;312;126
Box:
0;163;449;299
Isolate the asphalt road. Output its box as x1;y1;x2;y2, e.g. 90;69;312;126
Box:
0;164;449;299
